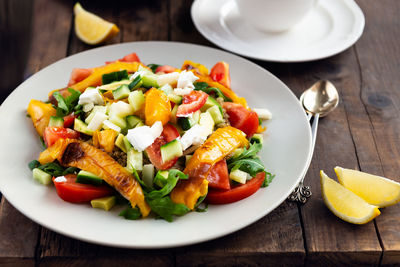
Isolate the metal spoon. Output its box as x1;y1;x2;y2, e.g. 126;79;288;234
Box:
288;80;339;203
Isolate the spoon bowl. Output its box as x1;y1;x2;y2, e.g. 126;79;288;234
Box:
300;80;339;117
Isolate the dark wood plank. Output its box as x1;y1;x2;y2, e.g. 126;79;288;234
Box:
0;0;33;104
0;0;72;265
282;49;382;265
353;0;400;265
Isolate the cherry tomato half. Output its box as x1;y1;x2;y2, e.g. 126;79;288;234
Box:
210;61;231;88
206;172;265;204
207;160;230;190
43;126;80;147
52;174;114;203
222;102;259;137
176;90;208;117
67;68;93;86
146;124;180;170
155;65;176;74
63;113;78;128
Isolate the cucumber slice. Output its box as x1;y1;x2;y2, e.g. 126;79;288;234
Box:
229;169;248;184
168;93;182;104
74;118;94;136
126;148;143;172
142;164;155;188
49;116;64;127
113;84;130;100
142;73;159;88
160;139;183;163
123;135;133;151
126;115;142;129
102;70;128;84
109;115;127;130
76;170;103;186
91;196;116;211
207;105;224;124
128;74;143;90
250;134;263;144
154;170;169;188
32;168;52;185
177;110;201;131
87;112;108;131
115;134;127;153
102;120;121;133
128;91;145;112
109;101;134;118
200;96;222;113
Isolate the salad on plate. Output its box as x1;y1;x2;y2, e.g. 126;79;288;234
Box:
27;52;274;222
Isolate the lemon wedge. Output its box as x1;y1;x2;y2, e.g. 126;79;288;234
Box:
320;170;380;224
74;3;120;45
335;166;400;208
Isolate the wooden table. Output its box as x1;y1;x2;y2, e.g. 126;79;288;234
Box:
1;0;399;266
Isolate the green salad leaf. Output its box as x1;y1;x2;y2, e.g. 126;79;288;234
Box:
53;88;81;117
102;70;128;84
146;196;190;222
28;160;79;177
227;142;262;164
119;206;142;220
262;172;275;188
146;169;188;200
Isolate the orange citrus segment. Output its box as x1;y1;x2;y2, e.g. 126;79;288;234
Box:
335;166;400;208
320;170;380;224
74;3;119;45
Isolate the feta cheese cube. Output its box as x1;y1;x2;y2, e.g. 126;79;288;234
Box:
253;108;272;120
157;72;180;87
126;121;163;152
174;70;199;96
179;124;208;150
78;88;104;106
87;112;108;131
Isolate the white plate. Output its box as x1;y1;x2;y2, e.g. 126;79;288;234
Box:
0;41;311;248
191;0;365;62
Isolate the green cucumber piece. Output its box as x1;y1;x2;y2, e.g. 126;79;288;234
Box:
207;105;224;124
32;168;52;185
74;118;94;136
76;170;103;186
109;115;127;130
160;139;183;164
123;136;133;151
115;134;127;153
200;96;222;113
142;164;155;188
168;93;182;104
142;73;159;88
102;70;128;84
49;116;64;127
126;148;143;172
229;169;248;184
177;110;201;130
250;134;263;144
126;115;142;129
128;90;145;112
160;84;173;95
113;84;130;100
153;170;169;188
85;106;107;124
91;196;116;211
128;74;142;90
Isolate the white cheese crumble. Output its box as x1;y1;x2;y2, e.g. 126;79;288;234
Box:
126;121;163;152
157;72;180;87
78;88;104;112
174;70;199;96
253;108;272;120
179;124;208;151
54;176;67;183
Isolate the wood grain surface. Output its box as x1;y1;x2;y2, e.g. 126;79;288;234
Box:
0;0;399;266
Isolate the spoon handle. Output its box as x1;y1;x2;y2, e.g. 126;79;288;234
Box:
288;113;319;203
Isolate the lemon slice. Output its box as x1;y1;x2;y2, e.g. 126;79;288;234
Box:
74;3;120;45
335;166;400;208
320;170;380;224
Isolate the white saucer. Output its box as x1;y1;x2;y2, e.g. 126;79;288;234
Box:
191;0;365;62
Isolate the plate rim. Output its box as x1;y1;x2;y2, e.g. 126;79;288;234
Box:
191;0;365;62
0;41;312;248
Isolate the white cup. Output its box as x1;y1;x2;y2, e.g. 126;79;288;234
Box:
235;0;318;33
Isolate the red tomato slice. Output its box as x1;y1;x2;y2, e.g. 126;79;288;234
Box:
105;52;141;64
155;65;176;74
67;68;93;86
43;126;80;147
145;124;180;170
53;174;114;203
210;61;231;88
222;102;259;137
206;172;265;204
176;91;208;117
63;113;78;128
207;160;230;190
